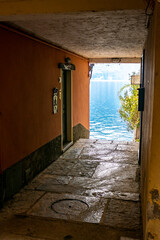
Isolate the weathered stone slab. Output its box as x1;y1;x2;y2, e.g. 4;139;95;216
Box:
109;157;138;165
69;176;139;194
77;139;97;143
96;140;113;144
37;183;78;194
66;144;84;152
60;148;82;159
104;199;141;230
109;182;139;193
44;159;77;175
109;150;138;159
37;177;136;198
82;189;139;201
27;193;107;223
92;162;137;180
107;151;138;165
70;176;114;189
117;144;139;152
0;214;135;240
80;151;113;160
35;175;72;191
86;144;117;150
81;148;112;156
68;160;99;177
127;142;139;146
0;189;44;220
80;156;114;162
25;173;70;190
72;143;86;150
112;141;128;145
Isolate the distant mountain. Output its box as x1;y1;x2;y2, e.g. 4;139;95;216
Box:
91;63;140;81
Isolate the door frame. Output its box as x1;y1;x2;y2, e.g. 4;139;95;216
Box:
138;49;145;165
60;69;73;152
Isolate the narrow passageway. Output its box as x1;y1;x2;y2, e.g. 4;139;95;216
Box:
0;139;141;240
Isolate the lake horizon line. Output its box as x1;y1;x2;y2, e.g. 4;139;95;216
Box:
91;79;130;82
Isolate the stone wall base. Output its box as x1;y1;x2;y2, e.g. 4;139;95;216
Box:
73;123;89;142
0;135;61;208
0;123;89;208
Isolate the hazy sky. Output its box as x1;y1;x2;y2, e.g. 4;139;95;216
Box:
92;63;140;81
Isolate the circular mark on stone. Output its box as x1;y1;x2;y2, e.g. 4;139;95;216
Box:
51;198;89;215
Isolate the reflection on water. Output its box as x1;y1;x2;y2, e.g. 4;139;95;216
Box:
90;81;133;141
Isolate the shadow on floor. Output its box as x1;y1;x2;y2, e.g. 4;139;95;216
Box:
0;139;141;240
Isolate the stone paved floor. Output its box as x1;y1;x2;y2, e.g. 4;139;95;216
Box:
0;139;141;240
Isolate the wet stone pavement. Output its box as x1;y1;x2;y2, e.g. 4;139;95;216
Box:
0;139;141;240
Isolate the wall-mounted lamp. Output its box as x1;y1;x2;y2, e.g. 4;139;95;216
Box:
89;64;94;79
131;75;140;85
112;58;121;63
65;57;71;64
58;57;75;71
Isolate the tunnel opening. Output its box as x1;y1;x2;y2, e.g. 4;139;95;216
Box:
89;63;141;142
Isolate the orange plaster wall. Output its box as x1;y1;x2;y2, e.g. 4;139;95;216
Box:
0;26;89;173
72;61;89;130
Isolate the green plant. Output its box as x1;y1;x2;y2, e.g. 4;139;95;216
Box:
118;78;140;131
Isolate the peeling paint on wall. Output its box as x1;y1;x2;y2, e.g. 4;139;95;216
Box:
147;189;160;239
148;189;160;220
147;219;160;240
147;232;154;239
150;189;159;201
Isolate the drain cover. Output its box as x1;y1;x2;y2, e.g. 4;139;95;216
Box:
51;198;89;215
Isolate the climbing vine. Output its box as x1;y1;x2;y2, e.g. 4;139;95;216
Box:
119;75;140;131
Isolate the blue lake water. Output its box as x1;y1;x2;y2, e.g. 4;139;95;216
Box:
90;80;133;141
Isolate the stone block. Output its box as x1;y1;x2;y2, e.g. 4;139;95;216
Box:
0;135;61;207
27;193;107;223
73;124;89;142
104;199;141;230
